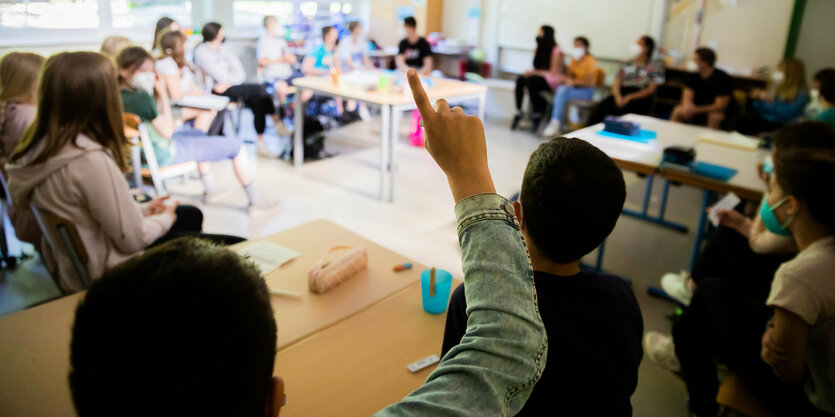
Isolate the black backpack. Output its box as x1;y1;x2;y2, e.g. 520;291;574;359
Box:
282;115;326;161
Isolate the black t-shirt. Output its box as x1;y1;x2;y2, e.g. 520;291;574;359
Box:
441;270;644;417
686;68;733;106
398;37;432;68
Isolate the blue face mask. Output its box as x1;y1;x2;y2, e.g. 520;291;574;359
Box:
763;155;773;175
759;197;795;237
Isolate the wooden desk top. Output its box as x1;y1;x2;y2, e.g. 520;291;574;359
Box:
292;73;487;106
567;114;768;200
0;220;428;416
275;281;458;417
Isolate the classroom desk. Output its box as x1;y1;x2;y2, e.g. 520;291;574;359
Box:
0;219;430;416
275;281;455;416
566;114;768;270
292;74;487;201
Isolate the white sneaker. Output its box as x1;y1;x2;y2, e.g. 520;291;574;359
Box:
541;119;561;137
358;104;371;121
274;121;293;137
248;200;281;216
643;331;681;373
256;140;279;158
661;271;694;306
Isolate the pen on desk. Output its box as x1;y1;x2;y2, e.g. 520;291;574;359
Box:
393;262;413;272
270;289;303;299
430;267;436;297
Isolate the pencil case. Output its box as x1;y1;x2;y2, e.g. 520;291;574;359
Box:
308;246;368;294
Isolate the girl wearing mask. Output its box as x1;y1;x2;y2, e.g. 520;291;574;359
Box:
542;36;598;137
645;121;835;417
588;36;664;125
117;47;276;214
0;52;45;249
511;25;564;131
194;22;291;157
736;59;810;136
5;52;196;292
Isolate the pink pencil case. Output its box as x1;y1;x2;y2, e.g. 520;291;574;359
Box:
308;246;368;294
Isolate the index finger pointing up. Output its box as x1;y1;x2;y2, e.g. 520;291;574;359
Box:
407;69;434;122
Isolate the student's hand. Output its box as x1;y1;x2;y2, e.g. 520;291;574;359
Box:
147;196;173;216
616;95;630;108
756;162;771;189
407;69;495;202
162;201;179;223
154;72;169;98
761;324;788;368
715;209;752;236
212;82;232;94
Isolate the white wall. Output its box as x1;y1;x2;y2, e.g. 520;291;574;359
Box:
794;0;835;84
696;0;794;74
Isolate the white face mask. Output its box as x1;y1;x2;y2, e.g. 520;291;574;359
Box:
685;60;699;71
810;89;820;102
771;70;785;83
630;43;643;57
132;72;155;95
570;47;585;60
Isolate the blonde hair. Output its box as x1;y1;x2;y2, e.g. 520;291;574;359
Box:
775;59;808;102
100;36;133;58
0;52;45;104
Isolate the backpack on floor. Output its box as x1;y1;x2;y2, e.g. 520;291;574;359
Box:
282;115;326;161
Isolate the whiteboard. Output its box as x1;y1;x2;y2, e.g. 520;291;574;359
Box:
497;0;664;61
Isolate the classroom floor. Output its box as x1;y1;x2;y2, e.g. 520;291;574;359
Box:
0;110;712;417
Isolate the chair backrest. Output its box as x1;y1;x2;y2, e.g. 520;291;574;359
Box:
29;205;91;291
135;118;167;196
595;68;606;87
123;113;143;189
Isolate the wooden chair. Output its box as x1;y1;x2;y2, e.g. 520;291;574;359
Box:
124;112;198;196
716;371;777;417
29;205;90;293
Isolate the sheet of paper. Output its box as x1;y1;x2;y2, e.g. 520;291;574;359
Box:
238;241;301;276
709;192;742;227
699;132;759;151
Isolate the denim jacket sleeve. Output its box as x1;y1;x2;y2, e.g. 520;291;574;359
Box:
376;193;548;417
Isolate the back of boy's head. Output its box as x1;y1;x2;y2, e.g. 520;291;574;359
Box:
773;121;835;155
695;47;716;67
813;68;835;85
404;16;417;29
69;238;278;417
819;71;835;104
520;137;625;264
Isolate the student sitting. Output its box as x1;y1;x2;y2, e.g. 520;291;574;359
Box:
156;30;219;134
541;36;598;137
5;52;200;292
671;47;734;130
194;22;291;157
302;26;348;117
257;15;298;106
511;25;564;132
588;36;664;126
152;16;180;55
814;72;835;129
99;36;132;58
395;16;433;76
340;20;373;72
735;59;810;136
806;68;835;120
117;47;274;213
442;137;643;416
0;52;45;249
67;69;548;417
646;121;835;417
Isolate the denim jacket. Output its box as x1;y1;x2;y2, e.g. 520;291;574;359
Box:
376;194;548;416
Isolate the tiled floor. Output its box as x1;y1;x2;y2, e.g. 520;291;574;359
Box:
0;111;707;416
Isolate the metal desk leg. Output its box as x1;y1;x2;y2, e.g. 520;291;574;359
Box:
689;190;712;272
379;105;391;201
389;106;399;202
477;92;486;121
622;174;689;233
293;89;305;168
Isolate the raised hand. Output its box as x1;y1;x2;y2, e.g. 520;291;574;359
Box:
406;69;495;202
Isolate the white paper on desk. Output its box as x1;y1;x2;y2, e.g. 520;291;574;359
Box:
699;132;759;151
709;192;742;227
238;241;301;275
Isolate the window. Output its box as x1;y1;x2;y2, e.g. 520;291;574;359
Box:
110;0;192;29
0;0;100;29
233;0;293;28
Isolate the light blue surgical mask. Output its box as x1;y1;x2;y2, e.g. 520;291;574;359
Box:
759;196;795;237
763;155;773;175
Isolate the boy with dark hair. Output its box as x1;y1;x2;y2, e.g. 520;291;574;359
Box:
671;47;735;130
396;16;433;75
814;71;835;128
442;137;644;416
806;68;835;119
68;69;549;417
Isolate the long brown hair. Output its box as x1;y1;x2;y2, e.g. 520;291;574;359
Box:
775;59;808;102
159;30;189;69
1;52;45;153
10;52;128;171
116;46;153;86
